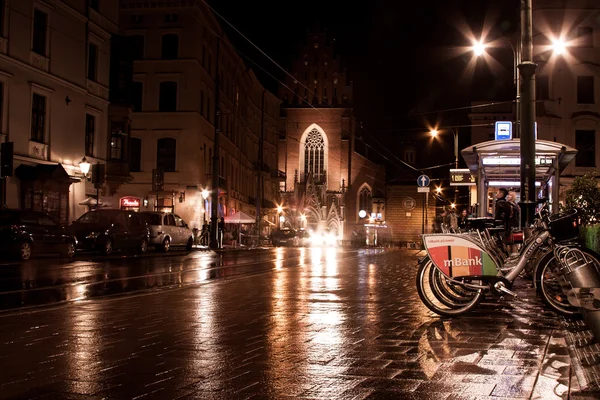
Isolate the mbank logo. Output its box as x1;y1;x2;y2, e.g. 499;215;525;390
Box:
443;256;482;267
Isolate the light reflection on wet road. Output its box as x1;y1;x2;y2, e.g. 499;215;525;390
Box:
0;248;578;399
0;247;361;311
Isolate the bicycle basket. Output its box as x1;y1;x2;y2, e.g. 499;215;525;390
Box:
548;209;579;242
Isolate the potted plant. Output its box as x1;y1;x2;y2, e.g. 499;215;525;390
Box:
563;172;600;252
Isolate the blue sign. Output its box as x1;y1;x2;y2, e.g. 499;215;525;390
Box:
417;175;430;187
495;121;512;141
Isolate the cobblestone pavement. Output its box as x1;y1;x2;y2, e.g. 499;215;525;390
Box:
0;248;597;399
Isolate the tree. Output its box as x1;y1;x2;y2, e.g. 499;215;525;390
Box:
564;172;600;225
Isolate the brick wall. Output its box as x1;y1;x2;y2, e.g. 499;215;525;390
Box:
386;185;437;246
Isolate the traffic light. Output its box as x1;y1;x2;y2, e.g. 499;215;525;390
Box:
0;141;13;177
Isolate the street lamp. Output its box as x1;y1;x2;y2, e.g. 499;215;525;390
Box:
472;34;567;138
431;128;459;205
277;205;283;229
201;189;209;223
79;157;91;179
430;128;458;170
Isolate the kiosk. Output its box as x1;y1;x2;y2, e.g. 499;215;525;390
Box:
461;139;578;217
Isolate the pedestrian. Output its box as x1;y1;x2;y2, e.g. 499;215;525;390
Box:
494;188;512;244
457;209;469;231
507;191;520;230
448;208;458;232
218;217;225;248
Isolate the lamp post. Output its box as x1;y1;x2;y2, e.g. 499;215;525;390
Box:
431;128;459;205
201;189;209;224
277;205;283;229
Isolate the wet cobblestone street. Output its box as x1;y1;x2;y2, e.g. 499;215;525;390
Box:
0;248;596;399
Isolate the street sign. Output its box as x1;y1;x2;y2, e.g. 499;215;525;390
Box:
417;187;430;193
495;121;512;141
450;169;476;186
417;175;430;187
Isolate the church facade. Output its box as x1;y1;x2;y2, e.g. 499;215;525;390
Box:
277;30;386;242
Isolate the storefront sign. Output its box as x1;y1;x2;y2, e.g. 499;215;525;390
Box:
120;196;140;208
423;235;497;278
450;169;476;186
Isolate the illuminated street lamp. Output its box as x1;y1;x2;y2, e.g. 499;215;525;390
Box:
79;157;91;178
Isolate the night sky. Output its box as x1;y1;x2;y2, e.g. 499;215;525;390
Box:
209;0;521;181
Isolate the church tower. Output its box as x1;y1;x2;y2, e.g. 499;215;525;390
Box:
277;29;385;241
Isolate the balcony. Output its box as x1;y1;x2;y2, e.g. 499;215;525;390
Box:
105;160;133;193
270;169;286;181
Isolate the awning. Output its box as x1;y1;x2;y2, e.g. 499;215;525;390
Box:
224;211;255;224
461;139;578;183
15;163;75;183
79;197;112;207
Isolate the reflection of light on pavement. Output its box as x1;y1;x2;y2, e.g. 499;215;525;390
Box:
310;246;322;268
65;305;100;395
196;253;212;282
71;283;87;301
274;246;284;270
325;247;337;276
299;247;306;267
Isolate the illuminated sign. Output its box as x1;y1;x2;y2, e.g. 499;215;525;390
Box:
450;169;476;186
482;157;555;166
120;197;140;208
495;121;512;141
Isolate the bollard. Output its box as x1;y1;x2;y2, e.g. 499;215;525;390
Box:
555;247;600;341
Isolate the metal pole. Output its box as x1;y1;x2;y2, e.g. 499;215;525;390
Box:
453;129;459;206
519;0;537;229
515;34;521;138
210;37;221;250
421;193;425;235
256;90;265;244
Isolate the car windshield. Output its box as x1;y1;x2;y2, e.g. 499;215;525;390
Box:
140;213;162;226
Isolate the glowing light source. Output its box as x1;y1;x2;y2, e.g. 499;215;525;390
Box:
489;181;542;187
358;209;367;218
277;205;283;213
79;157;91;176
552;38;566;55
201;189;209;199
430;129;439;137
436;187;442;194
472;41;486;56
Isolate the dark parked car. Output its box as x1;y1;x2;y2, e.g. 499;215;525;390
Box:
271;229;299;247
70;209;150;255
0;209;76;260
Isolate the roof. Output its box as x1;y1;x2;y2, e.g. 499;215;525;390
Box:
460;139;578;182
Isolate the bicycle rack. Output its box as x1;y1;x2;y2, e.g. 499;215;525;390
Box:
555;245;600;341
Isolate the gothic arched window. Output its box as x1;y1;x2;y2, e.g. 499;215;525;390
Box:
359;186;372;213
304;128;325;182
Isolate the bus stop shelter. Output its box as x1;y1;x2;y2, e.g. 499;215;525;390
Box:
461;139;578;217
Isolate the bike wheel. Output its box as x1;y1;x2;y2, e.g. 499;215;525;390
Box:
428;263;478;307
416;257;484;317
534;248;600;316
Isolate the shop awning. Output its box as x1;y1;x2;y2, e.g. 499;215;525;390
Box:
15;163;76;183
461;139;578;183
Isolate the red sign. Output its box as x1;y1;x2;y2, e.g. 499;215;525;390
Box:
120;197;140;208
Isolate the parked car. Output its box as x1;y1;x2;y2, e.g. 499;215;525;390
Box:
139;212;194;252
271;229;299;247
70;210;150;255
0;209;76;260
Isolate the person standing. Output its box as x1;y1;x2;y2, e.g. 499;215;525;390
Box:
507;191;520;231
494;188;512;243
457;209;469;231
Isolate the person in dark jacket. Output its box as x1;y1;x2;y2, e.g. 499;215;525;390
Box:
457;209;469;231
494;188;512;242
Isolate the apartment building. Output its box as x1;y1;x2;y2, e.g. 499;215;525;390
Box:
1;0;120;223
118;1;281;230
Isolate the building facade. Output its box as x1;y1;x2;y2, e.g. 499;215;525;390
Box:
1;0;120;224
117;0;281;232
469;0;600;204
277;30;386;241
